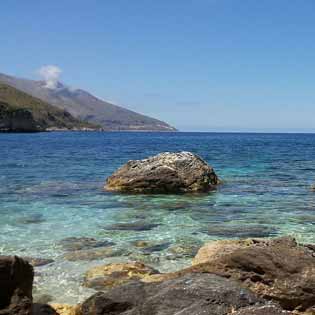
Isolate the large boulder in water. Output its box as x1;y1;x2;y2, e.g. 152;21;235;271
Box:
105;151;219;193
0;256;34;315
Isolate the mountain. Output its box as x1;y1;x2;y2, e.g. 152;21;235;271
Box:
0;73;177;131
0;83;99;132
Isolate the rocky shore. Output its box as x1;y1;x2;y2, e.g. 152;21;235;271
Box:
2;152;315;314
1;236;315;315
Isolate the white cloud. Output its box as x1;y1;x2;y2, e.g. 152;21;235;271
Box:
38;65;62;89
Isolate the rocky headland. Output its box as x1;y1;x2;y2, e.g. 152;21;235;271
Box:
0;83;100;132
1;236;315;315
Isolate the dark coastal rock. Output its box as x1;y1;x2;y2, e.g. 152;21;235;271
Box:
104;221;159;231
22;257;54;267
84;262;160;290
59;237;115;251
63;247;126;261
31;304;58;315
105;151;219;193
189;236;315;311
32;294;54;304
0;256;34;315
79;273;279;315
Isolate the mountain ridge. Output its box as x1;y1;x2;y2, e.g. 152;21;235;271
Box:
0;72;177;131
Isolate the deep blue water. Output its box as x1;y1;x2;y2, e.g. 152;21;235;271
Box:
1;132;315;303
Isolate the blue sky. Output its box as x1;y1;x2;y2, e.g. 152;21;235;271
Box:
1;1;315;131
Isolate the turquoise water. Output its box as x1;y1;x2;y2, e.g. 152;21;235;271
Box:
1;132;315;303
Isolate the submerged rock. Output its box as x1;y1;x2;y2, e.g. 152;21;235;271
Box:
63;247;127;261
84;262;159;290
167;242;201;259
105;151;219;193
58;237;114;251
22;257;54;267
130;240;152;248
16;214;45;225
0;256;34;315
79;273;283;315
141;242;171;253
206;224;278;238
127;252;161;265
104;221;159;231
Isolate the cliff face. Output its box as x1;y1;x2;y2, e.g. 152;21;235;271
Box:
0;83;100;132
0;103;39;131
0;73;177;131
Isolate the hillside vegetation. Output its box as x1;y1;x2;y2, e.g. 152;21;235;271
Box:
0;83;99;132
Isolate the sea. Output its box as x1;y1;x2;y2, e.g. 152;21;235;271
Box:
1;132;315;304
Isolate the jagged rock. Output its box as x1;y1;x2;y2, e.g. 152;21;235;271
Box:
79;273;280;315
0;256;34;315
190;236;315;311
84;262;159;290
105;151;219;193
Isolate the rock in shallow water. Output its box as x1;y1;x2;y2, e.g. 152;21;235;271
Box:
105;151;219;193
79;273;286;315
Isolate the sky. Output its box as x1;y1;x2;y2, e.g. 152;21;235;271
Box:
1;0;315;132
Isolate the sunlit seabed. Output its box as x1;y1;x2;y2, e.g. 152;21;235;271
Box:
1;132;315;303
